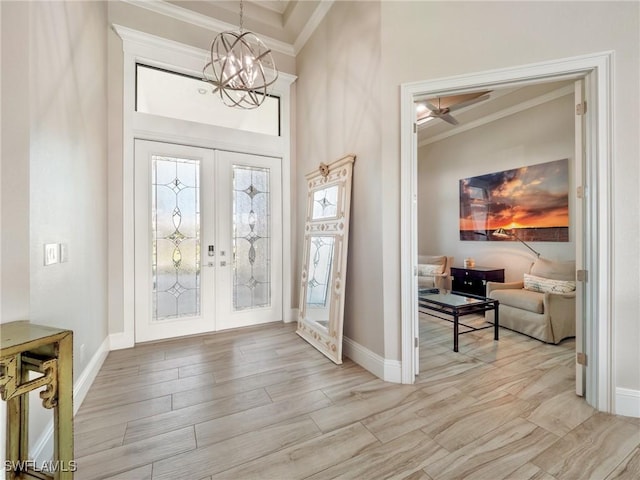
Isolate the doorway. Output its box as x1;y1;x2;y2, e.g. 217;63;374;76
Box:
134;140;283;343
400;52;614;412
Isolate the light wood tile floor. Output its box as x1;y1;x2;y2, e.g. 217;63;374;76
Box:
74;316;640;479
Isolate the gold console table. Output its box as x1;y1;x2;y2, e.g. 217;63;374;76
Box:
0;321;74;480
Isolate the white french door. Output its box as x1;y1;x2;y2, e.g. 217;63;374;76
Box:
134;140;282;342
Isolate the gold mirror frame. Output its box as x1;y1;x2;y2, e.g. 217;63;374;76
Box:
296;154;355;364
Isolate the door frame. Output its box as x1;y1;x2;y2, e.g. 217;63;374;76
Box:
400;51;614;413
112;25;297;348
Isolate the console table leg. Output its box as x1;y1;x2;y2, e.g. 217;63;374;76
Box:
6;355;29;480
494;304;499;341
55;334;74;479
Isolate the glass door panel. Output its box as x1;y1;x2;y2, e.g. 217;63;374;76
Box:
233;165;272;311
152;156;201;321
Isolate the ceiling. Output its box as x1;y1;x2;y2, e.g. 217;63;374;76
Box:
164;0;327;49
417;79;575;145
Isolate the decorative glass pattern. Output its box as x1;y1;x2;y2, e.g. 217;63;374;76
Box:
233;166;271;310
152;156;200;321
306;236;335;307
312;185;338;220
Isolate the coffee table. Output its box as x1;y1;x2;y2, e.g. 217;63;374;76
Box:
418;289;499;352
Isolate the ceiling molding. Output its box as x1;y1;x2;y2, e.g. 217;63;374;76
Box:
112;23;297;87
293;1;334;54
121;0;296;57
418;84;574;148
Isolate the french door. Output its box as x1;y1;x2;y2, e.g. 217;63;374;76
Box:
134;140;282;342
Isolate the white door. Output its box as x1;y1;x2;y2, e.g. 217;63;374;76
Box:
134;140;282;342
214;150;282;330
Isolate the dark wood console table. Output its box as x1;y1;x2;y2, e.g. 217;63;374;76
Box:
451;266;505;297
0;321;74;479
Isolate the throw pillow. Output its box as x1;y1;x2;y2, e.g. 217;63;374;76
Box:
418;263;445;276
523;273;576;294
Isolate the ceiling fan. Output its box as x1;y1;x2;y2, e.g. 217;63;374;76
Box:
416;91;491;126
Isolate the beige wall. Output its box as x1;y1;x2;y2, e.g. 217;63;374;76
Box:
296;1;385;355
1;1;30;323
379;1;639;389
418;94;576;281
1;0;109;456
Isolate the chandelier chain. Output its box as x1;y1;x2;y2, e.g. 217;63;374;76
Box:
239;0;244;33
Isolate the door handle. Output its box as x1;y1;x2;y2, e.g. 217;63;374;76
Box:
203;261;215;267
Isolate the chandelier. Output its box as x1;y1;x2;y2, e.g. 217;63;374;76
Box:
202;0;278;109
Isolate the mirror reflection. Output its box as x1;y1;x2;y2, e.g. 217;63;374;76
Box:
305;236;335;328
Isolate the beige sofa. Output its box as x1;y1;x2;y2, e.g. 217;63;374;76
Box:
418;255;453;290
485;258;576;344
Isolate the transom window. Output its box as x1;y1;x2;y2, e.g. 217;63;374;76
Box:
136;64;280;136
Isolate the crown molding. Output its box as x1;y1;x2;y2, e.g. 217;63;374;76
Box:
418;84;574;147
112;23;297;87
293;1;334;54
121;0;296;57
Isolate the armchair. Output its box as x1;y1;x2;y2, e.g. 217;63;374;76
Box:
485;258;576;344
417;255;453;290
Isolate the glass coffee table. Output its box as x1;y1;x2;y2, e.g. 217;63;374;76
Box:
418;289;499;352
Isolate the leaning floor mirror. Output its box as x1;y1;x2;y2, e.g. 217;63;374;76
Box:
296;154;355;364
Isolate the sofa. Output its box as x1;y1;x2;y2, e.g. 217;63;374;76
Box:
418;255;453;290
485;257;576;344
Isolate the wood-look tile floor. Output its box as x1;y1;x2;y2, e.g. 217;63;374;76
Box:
74;316;640;479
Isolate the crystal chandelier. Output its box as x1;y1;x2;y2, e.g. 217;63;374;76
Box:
202;0;278;109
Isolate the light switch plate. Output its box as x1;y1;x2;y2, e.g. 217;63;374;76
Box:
59;243;68;263
44;244;59;266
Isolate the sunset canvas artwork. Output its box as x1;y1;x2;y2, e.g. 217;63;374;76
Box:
459;159;569;242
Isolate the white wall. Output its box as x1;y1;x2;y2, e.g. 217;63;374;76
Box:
379;1;639;391
296;1;385;355
0;0;109;463
418;94;576;282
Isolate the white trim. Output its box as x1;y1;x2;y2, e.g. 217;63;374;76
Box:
400;51;614;414
74;337;111;414
343;337;402;384
615;388;640;418
112;26;296;345
109;331;134;351
32;336;110;464
120;0;296;57
419;84;574;147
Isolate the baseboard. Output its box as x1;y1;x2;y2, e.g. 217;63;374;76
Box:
343;336;402;383
615;387;640;418
109;330;134;350
31;336;110;464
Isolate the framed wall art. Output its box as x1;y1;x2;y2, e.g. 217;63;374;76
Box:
459;159;569;242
